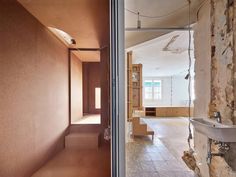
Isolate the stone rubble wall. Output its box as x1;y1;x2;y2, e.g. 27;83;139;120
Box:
194;0;236;176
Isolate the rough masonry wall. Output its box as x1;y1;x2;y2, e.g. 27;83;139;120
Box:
209;0;234;125
194;0;236;176
209;0;235;176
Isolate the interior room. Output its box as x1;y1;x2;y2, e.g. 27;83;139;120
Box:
124;0;236;177
125;30;195;177
2;0;236;177
128;30;194;113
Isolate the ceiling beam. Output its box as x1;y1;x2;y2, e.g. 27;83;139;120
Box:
125;27;192;32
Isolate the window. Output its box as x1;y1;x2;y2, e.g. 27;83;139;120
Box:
144;79;162;100
95;87;101;109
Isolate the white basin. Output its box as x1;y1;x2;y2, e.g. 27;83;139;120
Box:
190;118;236;142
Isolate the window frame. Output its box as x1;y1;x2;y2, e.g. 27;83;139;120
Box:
143;78;162;101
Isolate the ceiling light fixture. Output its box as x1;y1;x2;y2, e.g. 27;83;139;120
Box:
137;12;141;29
127;9;191;32
48;27;76;45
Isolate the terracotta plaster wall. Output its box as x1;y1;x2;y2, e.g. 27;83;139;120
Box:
0;1;69;177
71;54;83;123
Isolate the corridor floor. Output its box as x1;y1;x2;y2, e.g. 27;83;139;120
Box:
126;118;195;177
32;145;110;177
73;114;101;124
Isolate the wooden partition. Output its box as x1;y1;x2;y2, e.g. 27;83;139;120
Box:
127;52;133;120
132;64;143;110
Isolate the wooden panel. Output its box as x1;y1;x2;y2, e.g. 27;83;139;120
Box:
132;88;140;107
155;107;194;117
127;51;133;120
83;63;89;113
83;62;101;114
0;2;69;176
71;54;83;123
100;47;110;129
132;64;143;110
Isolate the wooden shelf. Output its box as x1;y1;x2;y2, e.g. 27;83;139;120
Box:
127;51;143;121
145;107;156;116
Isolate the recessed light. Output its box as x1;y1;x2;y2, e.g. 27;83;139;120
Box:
48;27;76;45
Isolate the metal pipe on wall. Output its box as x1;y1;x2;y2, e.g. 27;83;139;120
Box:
125;27;192;32
69;46;108;52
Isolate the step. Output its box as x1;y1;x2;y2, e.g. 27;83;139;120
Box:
65;132;100;149
147;126;154;135
140;119;146;125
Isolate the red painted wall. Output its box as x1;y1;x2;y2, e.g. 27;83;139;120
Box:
0;1;71;177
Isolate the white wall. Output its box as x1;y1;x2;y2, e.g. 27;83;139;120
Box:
193;1;211;176
143;76;190;107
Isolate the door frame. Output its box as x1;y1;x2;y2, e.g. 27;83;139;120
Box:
110;0;125;177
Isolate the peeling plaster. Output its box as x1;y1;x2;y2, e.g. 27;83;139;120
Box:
195;0;236;176
209;0;235;176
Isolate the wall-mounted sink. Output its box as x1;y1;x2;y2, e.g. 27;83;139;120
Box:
190;118;236;142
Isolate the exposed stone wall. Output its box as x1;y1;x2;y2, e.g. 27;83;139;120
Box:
209;0;235;176
194;0;236;176
209;0;234;125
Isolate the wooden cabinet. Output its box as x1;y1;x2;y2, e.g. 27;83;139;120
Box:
127;51;143;121
144;107;194;117
155;107;193;117
132;64;143;110
145;107;156;116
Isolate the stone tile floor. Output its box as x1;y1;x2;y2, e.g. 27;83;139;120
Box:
126;118;195;177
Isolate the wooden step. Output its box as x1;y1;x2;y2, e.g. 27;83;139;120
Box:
147;126;154;135
132;117;155;140
65;133;100;149
140;119;146;125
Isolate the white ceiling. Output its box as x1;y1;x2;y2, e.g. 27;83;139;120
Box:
125;0;204;48
128;31;194;77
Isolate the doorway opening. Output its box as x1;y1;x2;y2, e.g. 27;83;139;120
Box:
125;30;195;176
70;59;102;125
